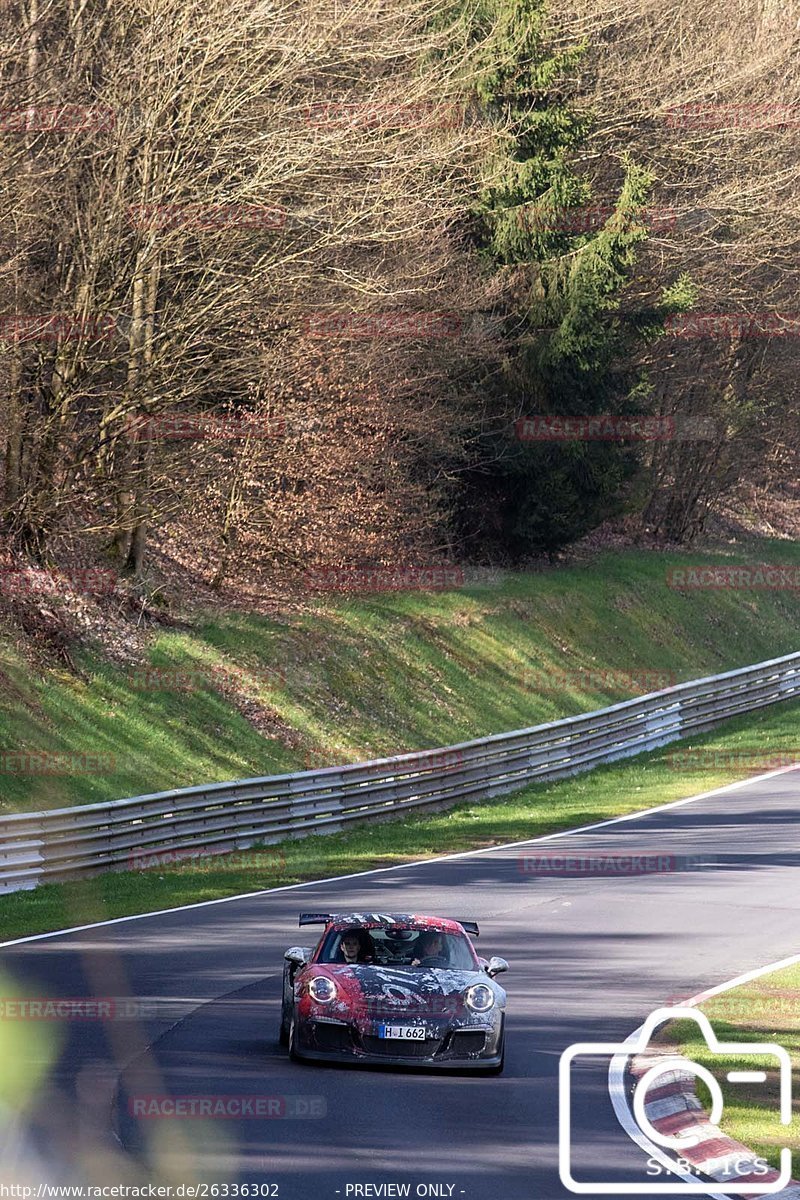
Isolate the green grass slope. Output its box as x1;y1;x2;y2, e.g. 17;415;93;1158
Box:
1;537;800;815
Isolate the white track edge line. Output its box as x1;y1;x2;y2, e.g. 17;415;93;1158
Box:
2;762;798;950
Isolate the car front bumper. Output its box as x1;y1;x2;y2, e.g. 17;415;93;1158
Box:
293;1014;504;1069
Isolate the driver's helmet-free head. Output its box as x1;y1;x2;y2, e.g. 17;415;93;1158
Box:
416;931;445;960
339;928;373;963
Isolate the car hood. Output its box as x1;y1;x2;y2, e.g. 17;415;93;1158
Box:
323;963;479;997
306;963;492;1021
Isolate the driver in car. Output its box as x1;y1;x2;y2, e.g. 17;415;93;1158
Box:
411;931;449;966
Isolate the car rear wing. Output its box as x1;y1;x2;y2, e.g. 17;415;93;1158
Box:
298;912;479;934
299;912;333;926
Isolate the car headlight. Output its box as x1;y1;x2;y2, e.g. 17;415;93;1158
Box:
308;976;337;1003
464;983;495;1013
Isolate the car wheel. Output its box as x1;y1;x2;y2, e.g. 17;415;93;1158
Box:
279;1001;290;1046
288;1012;301;1062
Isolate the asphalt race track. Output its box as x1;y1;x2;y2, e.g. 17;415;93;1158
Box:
4;767;800;1199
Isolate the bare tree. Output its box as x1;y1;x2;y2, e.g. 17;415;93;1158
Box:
0;0;505;580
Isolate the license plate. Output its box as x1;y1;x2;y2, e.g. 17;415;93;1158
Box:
378;1024;426;1041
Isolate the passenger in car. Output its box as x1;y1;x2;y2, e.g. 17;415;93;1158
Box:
337;929;375;963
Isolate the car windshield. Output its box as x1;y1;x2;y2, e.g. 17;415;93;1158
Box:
318;925;477;969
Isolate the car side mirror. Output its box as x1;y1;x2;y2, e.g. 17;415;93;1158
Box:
486;956;508;978
285;946;312;967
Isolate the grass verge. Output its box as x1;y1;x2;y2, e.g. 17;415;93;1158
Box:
663;960;800;1177
1;691;799;943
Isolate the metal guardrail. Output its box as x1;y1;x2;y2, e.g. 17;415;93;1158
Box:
1;651;799;893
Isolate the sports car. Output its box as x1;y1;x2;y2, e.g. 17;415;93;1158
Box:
279;912;508;1072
